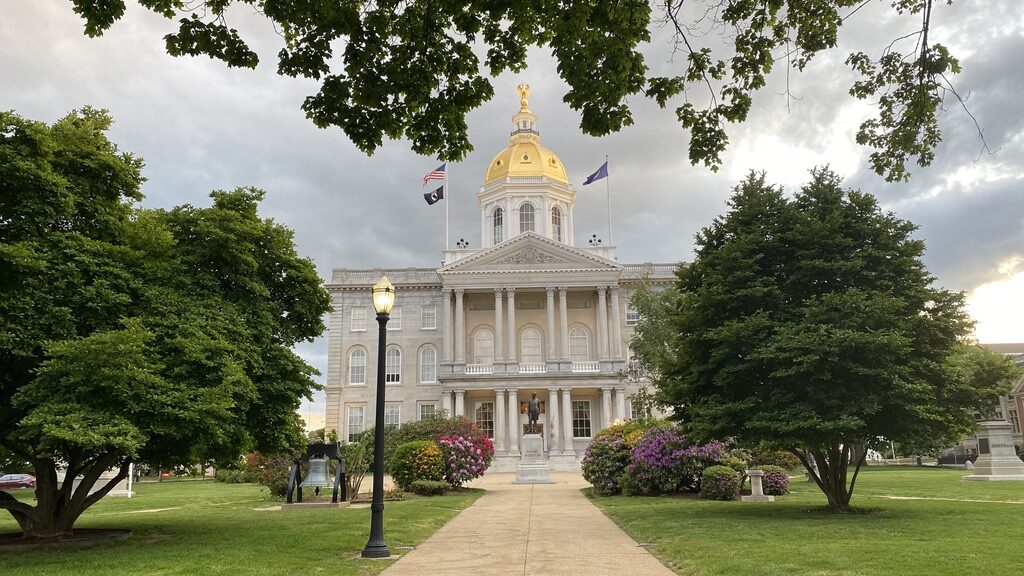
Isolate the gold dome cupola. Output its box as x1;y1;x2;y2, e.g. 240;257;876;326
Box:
483;84;569;185
478;85;577;248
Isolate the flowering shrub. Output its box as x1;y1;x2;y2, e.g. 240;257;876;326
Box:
699;465;740;500
391;440;445;491
758;465;790;495
582;434;632;495
386;415;495;473
624;427;726;495
438;433;493;487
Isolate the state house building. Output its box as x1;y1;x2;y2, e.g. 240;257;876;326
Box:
324;88;675;470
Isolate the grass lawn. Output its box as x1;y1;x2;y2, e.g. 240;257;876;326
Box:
589;466;1024;576
0;480;481;575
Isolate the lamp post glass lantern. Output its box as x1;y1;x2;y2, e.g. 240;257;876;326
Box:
363;275;394;558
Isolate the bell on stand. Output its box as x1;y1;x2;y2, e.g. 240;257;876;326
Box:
300;456;333;498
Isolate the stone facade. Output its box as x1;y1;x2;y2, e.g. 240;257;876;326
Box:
324;89;676;470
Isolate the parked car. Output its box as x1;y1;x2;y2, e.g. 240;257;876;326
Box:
0;473;36;490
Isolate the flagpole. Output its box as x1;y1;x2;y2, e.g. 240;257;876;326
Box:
444;165;450;253
605;155;612;246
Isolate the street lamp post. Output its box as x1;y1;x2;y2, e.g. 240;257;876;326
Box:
362;275;395;559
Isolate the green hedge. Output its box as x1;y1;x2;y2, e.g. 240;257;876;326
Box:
409;480;449;496
390;440;445;491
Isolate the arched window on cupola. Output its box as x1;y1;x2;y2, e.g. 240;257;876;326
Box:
520;202;535;233
551;207;562;242
493;207;504;245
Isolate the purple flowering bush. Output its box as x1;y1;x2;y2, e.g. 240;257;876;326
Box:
438;433;493;487
758;465;790;495
581;434;632;495
699;465;741;500
624;427;726;495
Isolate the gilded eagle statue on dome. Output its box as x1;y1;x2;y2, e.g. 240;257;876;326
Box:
517;83;531;111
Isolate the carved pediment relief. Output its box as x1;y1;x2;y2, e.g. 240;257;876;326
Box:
493;247;560;265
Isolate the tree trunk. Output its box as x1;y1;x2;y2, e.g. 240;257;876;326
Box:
794;442;868;512
0;453;128;539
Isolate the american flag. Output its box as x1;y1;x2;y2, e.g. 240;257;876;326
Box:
422;163;446;186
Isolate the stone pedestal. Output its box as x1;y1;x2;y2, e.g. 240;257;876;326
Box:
963;421;1024;481
514;434;553;484
741;469;774;502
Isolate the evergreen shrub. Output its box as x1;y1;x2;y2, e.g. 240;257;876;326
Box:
409;479;449;496
391;440;445;490
699;465;740;500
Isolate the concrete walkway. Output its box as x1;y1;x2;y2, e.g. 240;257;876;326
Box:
381;472;675;576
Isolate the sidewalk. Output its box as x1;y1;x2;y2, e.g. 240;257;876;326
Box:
381;472;675;576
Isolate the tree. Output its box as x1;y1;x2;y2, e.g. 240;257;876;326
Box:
0;108;331;538
643;168;1018;511
65;0;966;181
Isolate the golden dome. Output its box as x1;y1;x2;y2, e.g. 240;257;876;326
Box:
484;141;568;184
483;85;569;185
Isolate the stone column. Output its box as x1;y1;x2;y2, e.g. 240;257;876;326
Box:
547;387;560;453
561;388;574;455
506;288;517;364
494;389;506;454
442;289;453;363
602;387;613;429
508;388;520;455
440;390;452;416
558;287;569;360
454;389;465;417
454;289;465;364
494;288;504;362
596;286;609;360
545;287;556;360
614;387;627;421
610;285;623;359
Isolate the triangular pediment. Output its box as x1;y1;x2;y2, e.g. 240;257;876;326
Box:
440;232;620;274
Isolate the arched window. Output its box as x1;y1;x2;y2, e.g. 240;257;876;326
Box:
493;207;503;244
385;346;401;383
419;347;437;383
473;329;494;365
569;328;590;362
551;207;562;242
521;328;543;364
519;203;535;233
348;348;366;385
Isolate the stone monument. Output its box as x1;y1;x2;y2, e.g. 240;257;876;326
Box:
741;469;774;502
963;421;1024;481
514;432;553;483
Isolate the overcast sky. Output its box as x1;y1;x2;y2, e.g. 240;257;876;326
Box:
3;1;1022;430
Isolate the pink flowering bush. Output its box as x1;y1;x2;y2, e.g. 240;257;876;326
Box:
758;465;790;495
582;435;632;495
439;433;494;487
624;426;726;495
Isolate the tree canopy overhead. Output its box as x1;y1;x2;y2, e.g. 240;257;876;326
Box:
68;0;964;181
632;168;1018;511
0;108;331;538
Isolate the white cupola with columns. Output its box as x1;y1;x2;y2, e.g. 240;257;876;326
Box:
478;84;577;248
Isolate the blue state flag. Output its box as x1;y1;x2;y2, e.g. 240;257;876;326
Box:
583;161;608;185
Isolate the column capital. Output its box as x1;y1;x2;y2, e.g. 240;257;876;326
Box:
494;287;504;295
545;286;556;296
506;287;516;297
610;285;620;294
443;287;454;295
547;387;561;393
601;386;613;392
454;288;465;296
558;286;568;294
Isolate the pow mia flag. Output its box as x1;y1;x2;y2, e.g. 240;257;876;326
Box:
423;185;444;205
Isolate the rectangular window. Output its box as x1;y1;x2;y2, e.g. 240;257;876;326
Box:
346;405;365;442
625;305;640;326
629;397;641;421
384;403;402;428
572;400;592;438
1011;410;1021;434
350;307;366;332
418;403;437;420
421;306;437;330
475;402;495;439
387;306;402;330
